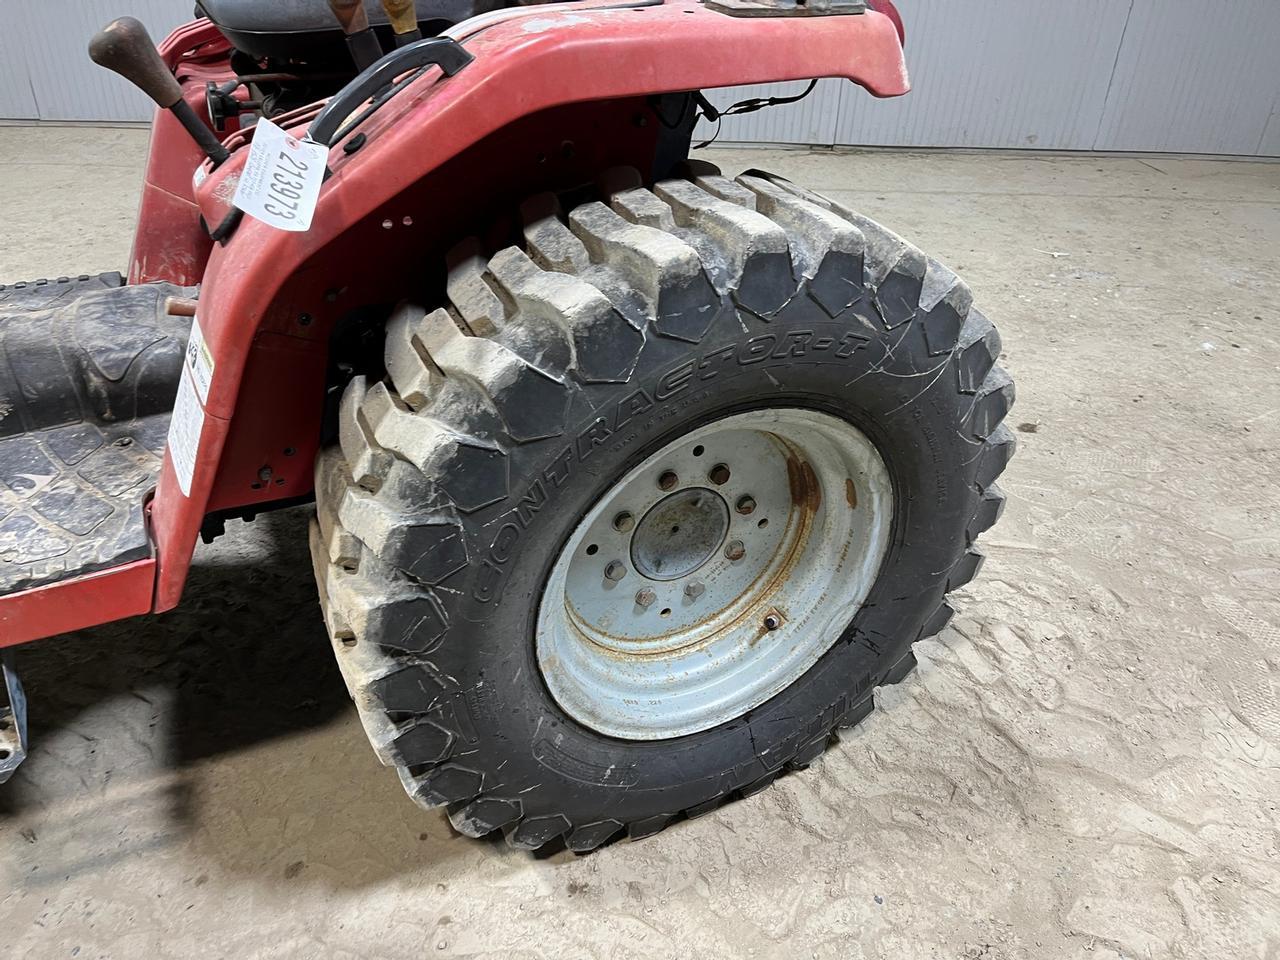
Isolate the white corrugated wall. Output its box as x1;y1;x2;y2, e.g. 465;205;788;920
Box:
3;1;196;122
2;0;1278;156
831;0;1133;150
1263;110;1280;158
1092;0;1280;155
702;0;1280;157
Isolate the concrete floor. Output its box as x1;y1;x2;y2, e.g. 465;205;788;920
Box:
1;126;1279;959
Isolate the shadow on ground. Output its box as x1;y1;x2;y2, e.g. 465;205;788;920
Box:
1;508;507;893
0;509;349;810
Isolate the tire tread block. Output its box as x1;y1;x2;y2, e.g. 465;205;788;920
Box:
520;193;591;274
446;238;507;337
507;814;572;850
565;819;624;852
736;173;867;318
977;424;1017;491
391;719;455;767
488;247;644;383
338;486;467;585
363;381;509;513
654;177;794;316
414;764;484;808
957;308;1003;394
967;484;1007;545
568;202;719;343
450;796;523;838
416;311;569;443
969;368;1016;441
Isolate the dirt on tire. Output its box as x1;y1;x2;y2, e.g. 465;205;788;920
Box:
310;162;1014;851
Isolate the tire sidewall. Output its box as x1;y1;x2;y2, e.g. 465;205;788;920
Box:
438;295;978;821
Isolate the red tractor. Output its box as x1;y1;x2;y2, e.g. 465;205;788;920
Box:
0;0;1013;851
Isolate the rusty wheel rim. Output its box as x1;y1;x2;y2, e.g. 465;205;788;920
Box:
535;408;893;740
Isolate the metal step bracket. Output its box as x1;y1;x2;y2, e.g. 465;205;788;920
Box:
0;652;27;784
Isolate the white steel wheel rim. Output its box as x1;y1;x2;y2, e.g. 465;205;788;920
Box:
535;408;893;740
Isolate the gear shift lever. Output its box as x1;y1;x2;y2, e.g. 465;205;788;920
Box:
89;17;230;167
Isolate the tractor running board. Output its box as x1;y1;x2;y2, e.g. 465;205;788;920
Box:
0;274;191;598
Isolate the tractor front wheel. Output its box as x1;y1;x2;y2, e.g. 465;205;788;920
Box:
310;163;1014;851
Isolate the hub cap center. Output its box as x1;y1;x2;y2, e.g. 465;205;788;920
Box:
630;488;728;581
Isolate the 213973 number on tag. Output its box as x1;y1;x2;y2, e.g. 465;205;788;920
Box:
264;149;313;223
232;117;328;233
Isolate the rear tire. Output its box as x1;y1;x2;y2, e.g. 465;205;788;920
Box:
310;163;1014;851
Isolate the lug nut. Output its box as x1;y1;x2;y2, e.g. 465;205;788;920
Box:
684;581;705;600
635;588;657;608
709;463;731;485
725;539;745;561
763;612;783;631
658;470;679;491
613;511;635;532
604;561;627;582
736;495;756;515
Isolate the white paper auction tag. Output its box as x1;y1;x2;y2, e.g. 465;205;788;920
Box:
232;117;327;232
184;316;215;405
168;365;204;498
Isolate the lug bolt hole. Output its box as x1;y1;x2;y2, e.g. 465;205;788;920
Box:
613;512;635;533
736;495;756;515
725;539;745;561
605;561;627;582
709;463;730;485
658;471;679;491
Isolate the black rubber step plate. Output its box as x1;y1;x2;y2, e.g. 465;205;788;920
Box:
0;275;191;595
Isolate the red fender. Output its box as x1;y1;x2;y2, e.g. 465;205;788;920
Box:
144;0;909;611
130;20;242;287
868;0;905;43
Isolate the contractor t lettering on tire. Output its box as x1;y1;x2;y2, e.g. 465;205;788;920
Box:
311;162;1015;851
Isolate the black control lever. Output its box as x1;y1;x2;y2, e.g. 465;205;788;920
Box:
326;0;387;72
309;37;474;147
381;0;424;47
89;17;230;167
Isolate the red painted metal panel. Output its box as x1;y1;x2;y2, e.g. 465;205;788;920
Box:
204;331;328;512
129;21;242;286
867;0;904;44
0;560;156;648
